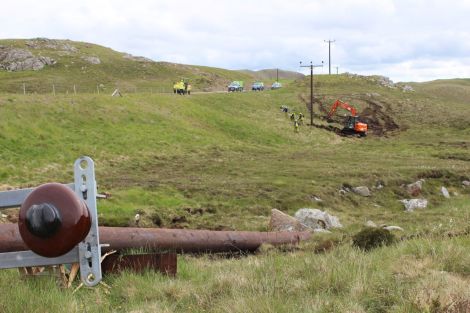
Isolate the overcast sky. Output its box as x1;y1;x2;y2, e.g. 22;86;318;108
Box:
2;0;470;82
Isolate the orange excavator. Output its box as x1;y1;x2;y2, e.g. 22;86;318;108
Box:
326;99;368;137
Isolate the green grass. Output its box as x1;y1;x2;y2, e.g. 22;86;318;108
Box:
2;235;470;312
1;73;470;312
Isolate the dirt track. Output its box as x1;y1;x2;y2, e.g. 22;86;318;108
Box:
299;94;400;137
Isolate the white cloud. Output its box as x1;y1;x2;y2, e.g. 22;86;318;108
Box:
1;0;470;81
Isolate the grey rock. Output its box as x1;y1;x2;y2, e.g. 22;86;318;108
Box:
0;46;55;71
122;53;154;62
352;186;371;197
402;85;415;92
269;209;309;232
294;208;342;230
376;76;396;88
383;225;404;231
310;195;323;202
0;47;33;62
339;189;347;196
441;186;450;199
374;181;385;190
26;38;77;52
406;179;424;196
463;180;470;187
82;56;101;64
400;199;428;212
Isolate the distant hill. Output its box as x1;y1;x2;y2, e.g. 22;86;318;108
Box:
0;38;298;93
239;69;304;81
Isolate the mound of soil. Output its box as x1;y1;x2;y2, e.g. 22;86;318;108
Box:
299;94;400;137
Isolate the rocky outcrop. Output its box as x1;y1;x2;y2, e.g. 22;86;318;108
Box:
344;73;416;92
0;46;55;71
402;85;414;92
25;38;77;52
122;53;153;63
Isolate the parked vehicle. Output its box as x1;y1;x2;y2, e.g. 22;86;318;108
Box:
173;78;190;95
251;81;264;91
271;81;282;90
228;81;244;92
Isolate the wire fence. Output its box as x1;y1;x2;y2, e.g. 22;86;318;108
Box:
2;83;183;95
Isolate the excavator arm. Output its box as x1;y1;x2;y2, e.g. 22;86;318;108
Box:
327;99;357;118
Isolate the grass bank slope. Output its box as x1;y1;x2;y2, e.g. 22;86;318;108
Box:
0;74;470;312
0;38;276;93
0;74;469;232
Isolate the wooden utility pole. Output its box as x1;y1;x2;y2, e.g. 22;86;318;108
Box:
299;61;323;126
324;40;336;75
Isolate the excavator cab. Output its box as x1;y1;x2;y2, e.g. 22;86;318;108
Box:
343;116;367;137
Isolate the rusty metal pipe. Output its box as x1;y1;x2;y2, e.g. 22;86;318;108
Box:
0;224;311;254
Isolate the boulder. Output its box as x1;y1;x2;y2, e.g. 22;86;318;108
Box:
82;56;101;64
352;186;371;197
294;208;342;230
400;199;428;212
269;209;308;232
402;85;414;92
441;186;450;199
462;180;470;187
406;180;424;196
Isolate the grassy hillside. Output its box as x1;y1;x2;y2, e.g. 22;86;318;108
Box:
239;68;304;81
0;38;299;94
0;73;470;312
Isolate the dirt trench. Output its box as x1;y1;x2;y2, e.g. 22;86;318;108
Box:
298;94;400;137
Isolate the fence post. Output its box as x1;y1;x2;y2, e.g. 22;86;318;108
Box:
74;85;77;95
23;83;26;95
97;85;100;94
53;84;56;96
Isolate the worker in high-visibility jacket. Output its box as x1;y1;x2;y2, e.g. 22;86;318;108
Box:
294;120;299;133
298;113;304;125
187;84;192;95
